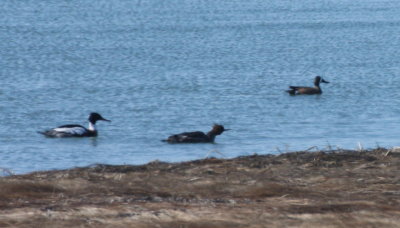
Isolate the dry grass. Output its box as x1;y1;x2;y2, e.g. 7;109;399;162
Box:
1;148;400;227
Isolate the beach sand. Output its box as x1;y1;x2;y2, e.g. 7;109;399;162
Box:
1;148;400;227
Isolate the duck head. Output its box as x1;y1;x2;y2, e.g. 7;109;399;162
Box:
88;113;111;124
314;76;329;86
211;124;230;135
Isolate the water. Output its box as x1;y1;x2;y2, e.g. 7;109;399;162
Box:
1;0;400;174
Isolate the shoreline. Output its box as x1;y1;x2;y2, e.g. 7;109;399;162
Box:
1;148;400;227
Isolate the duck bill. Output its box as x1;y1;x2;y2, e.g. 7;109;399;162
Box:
321;79;329;83
101;118;111;122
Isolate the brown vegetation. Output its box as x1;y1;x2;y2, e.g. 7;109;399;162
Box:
1;148;400;227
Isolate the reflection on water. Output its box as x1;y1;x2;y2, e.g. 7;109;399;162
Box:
90;138;98;147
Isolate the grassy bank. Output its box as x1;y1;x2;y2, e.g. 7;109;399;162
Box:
1;148;400;227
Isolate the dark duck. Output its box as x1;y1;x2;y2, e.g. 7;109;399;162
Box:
286;76;329;95
163;124;230;143
39;113;110;138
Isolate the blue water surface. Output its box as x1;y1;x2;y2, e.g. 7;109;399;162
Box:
1;0;400;174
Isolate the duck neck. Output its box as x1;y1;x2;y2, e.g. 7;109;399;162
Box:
88;122;96;131
315;84;322;92
206;131;217;142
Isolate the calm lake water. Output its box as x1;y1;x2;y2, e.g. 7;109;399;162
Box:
1;0;400;174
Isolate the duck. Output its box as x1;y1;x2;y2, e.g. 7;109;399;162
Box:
38;112;111;138
162;124;230;143
286;76;329;95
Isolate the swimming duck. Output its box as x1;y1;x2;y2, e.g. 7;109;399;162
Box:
163;124;230;143
286;76;329;95
39;113;110;138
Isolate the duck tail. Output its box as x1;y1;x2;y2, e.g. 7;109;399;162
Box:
286;89;296;95
37;130;54;137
